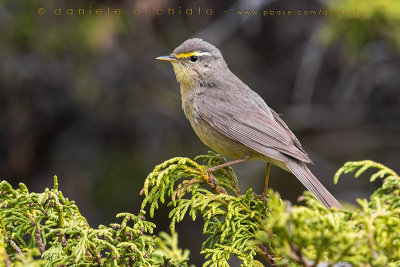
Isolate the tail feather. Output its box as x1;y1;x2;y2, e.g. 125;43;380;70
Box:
285;159;342;209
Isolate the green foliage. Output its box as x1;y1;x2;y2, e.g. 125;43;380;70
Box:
142;154;400;266
321;0;400;57
1;156;400;266
0;176;191;266
152;232;193;267
141;152;267;266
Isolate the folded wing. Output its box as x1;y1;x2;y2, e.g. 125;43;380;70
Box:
195;93;311;163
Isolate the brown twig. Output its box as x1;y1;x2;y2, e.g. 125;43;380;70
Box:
1;249;11;267
257;244;281;267
93;247;102;266
9;240;23;257
289;243;313;267
204;172;228;195
86;248;94;259
35;229;45;255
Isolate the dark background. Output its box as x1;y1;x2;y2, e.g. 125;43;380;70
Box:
1;0;399;265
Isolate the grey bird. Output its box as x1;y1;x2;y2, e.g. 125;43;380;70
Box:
157;38;342;209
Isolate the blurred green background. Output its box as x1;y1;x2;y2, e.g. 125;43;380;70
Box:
1;0;400;265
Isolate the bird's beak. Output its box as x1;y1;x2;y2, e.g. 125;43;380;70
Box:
156;55;178;62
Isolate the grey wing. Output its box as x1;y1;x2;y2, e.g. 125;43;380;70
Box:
270;109;312;163
195;94;312;163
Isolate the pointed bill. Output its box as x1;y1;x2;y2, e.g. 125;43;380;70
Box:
156;55;178;62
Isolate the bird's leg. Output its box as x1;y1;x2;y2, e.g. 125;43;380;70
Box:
262;162;271;198
206;156;250;194
207;156;250;172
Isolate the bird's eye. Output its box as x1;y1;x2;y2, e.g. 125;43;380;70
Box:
190;55;198;62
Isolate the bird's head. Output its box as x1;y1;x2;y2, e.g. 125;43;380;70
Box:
156;38;227;88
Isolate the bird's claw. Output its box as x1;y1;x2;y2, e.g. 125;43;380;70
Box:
252;192;269;204
206;171;227;194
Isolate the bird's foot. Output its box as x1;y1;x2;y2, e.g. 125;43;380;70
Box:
206;170;227;195
252;192;269;204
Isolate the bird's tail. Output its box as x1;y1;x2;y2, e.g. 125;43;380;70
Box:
285;159;342;209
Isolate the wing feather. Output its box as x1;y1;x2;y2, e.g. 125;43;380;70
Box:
195;94;311;163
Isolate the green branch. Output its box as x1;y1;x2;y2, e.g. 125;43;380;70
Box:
0;176;191;266
1;156;399;266
141;154;400;266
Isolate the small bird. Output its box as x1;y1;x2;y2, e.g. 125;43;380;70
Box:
157;38;342;209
